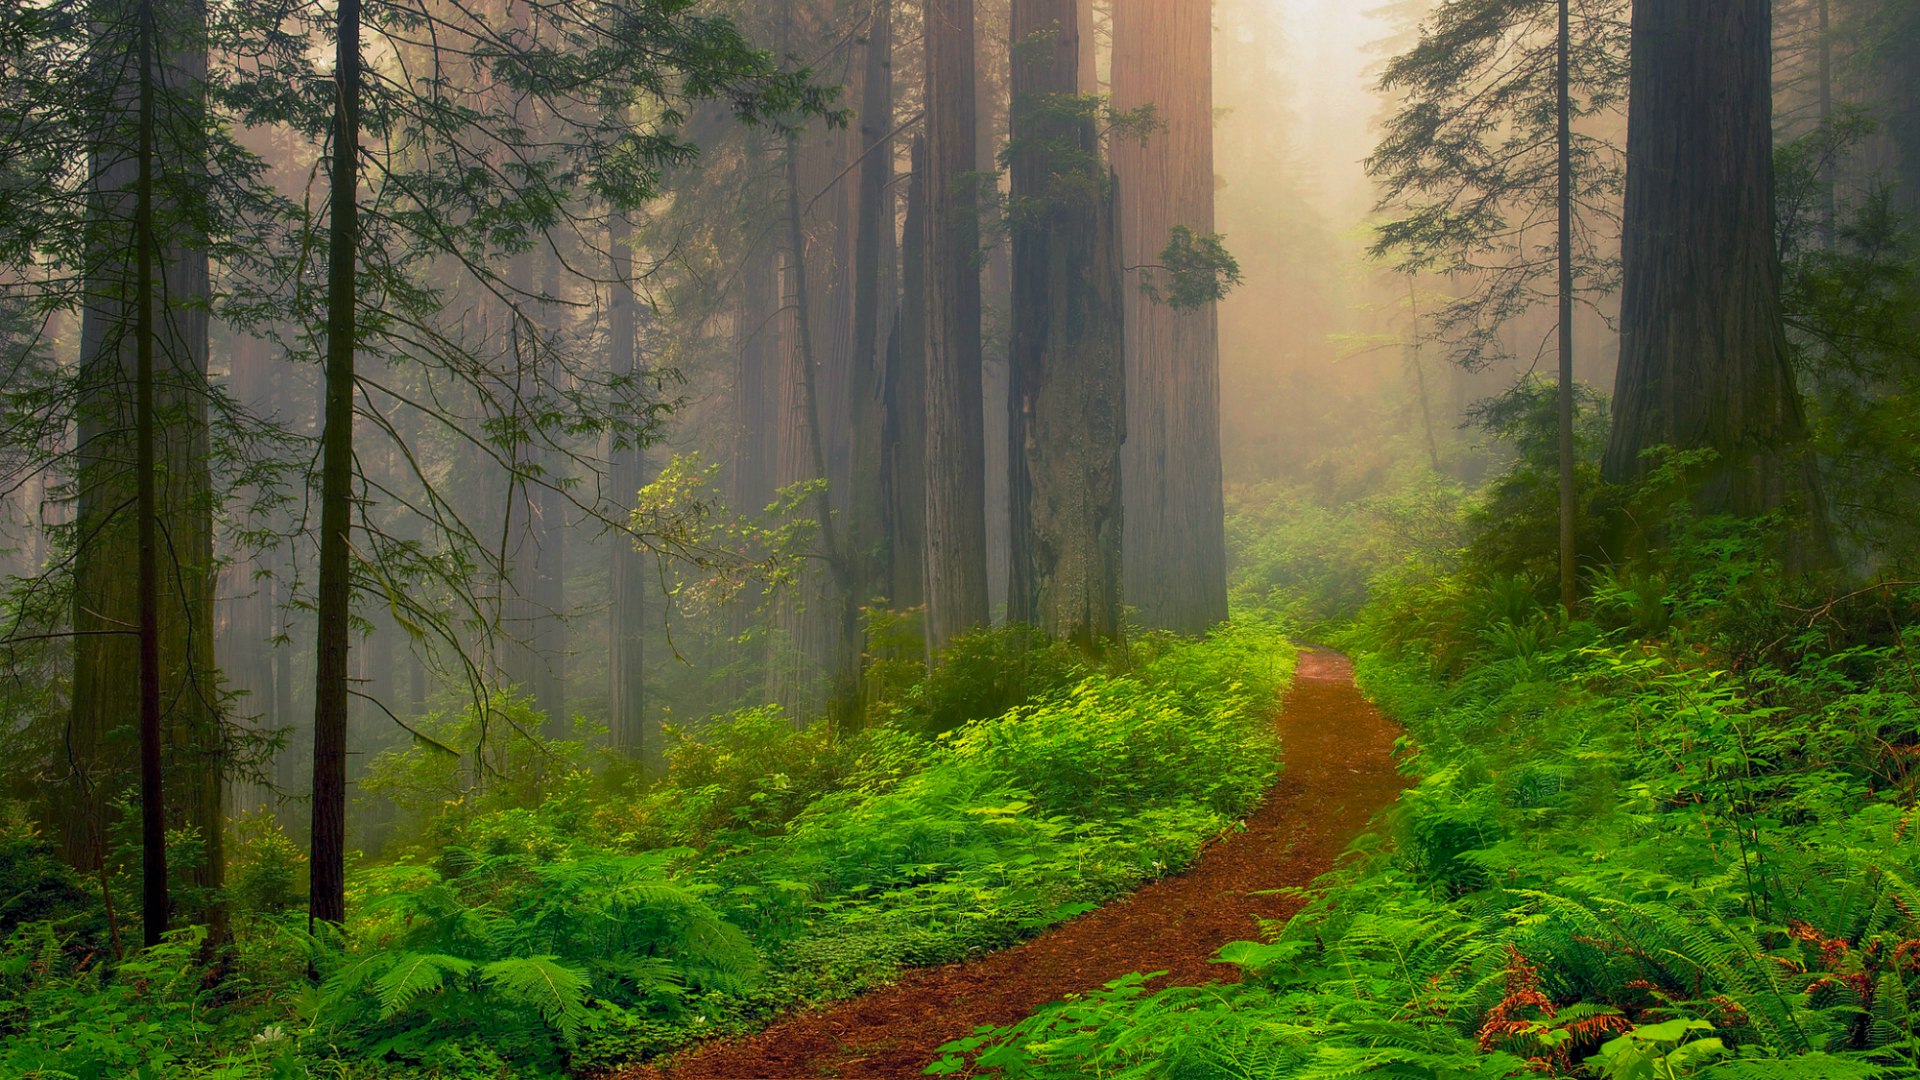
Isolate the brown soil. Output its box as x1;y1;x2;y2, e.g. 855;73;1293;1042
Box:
617;648;1407;1080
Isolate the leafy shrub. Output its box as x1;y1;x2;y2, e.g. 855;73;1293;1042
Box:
949;625;1285;820
0;924;295;1079
0;805;100;940
898;624;1089;736
358;692;609;860
316;850;756;1076
1226;473;1468;630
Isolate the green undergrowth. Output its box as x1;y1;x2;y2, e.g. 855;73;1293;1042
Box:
934;587;1920;1078
0;624;1295;1079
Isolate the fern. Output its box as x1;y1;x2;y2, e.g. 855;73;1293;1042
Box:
1699;1055;1889;1079
372;952;475;1016
480;956;591;1039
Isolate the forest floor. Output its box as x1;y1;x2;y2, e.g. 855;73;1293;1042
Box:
615;649;1409;1080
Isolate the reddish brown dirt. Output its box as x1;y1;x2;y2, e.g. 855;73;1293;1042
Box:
618;649;1407;1080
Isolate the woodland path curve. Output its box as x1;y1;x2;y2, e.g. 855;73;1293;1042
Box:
616;648;1408;1080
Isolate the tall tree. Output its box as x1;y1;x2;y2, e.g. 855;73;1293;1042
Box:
846;0;897;709
606;209;651;765
922;0;990;654
1111;0;1227;636
1370;0;1628;611
1006;0;1125;649
1603;0;1832;561
308;0;360;929
1553;0;1576;614
885;137;931;613
66;0;223;937
132;0;169;946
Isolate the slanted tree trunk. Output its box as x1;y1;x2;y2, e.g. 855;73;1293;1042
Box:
1007;0;1126;651
1112;0;1227;635
922;0;990;654
310;0;360;929
1603;0;1832;564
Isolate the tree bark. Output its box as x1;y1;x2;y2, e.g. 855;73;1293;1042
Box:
1007;0;1126;650
133;0;169;944
1603;0;1832;564
1111;0;1228;635
310;0;360;929
922;0;990;654
886;137;930;614
221;332;278;818
847;0;896;706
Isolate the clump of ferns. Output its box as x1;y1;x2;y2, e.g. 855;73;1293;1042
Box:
1474;947;1632;1073
1776;918;1920;1053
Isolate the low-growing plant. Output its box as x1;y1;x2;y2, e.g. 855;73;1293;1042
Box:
936;552;1920;1078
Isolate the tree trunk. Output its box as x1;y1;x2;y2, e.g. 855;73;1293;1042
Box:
1007;0;1126;651
1555;0;1577;615
1883;1;1920;218
1603;0;1832;564
781;130;858;717
886;137;930;614
846;0;896;708
977;0;1013;624
922;0;990;654
68;0;220;940
310;0;360;929
606;211;654;766
222;333;277;817
133;0;169;944
1111;0;1228;635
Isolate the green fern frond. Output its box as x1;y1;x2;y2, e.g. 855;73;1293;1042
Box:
373;952;474;1017
480;955;591;1039
1699;1053;1888;1079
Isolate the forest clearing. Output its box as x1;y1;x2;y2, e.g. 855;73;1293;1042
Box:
4;0;1920;1077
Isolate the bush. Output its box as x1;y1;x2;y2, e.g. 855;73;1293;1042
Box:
898;624;1090;736
0;805;100;940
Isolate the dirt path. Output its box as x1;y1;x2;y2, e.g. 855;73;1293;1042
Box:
620;649;1406;1080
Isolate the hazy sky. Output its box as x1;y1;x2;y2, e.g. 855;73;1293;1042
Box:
1257;0;1395;226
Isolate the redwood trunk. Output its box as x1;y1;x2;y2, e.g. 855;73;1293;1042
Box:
847;0;896;702
922;0;990;653
69;0;221;937
886;138;931;614
1603;0;1831;562
1111;0;1228;635
1007;0;1126;650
